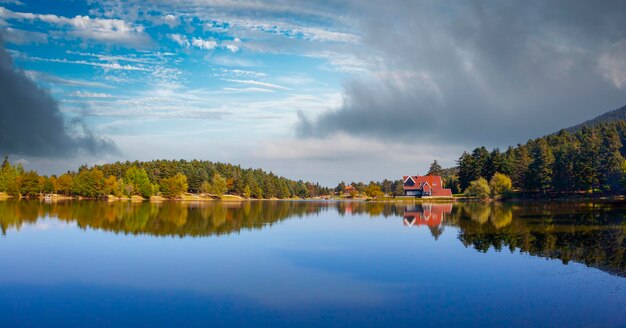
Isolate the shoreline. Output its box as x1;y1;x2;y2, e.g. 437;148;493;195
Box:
1;192;623;204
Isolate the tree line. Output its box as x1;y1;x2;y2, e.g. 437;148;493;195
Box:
454;121;626;196
0;158;330;199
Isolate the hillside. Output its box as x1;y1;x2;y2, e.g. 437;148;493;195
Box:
565;104;626;133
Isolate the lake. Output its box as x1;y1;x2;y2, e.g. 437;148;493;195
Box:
0;200;625;327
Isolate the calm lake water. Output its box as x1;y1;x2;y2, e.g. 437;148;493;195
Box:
0;200;625;327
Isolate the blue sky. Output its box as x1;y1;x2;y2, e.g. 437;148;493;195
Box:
1;0;626;185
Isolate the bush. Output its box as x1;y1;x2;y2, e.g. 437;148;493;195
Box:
489;173;512;198
466;178;491;200
365;184;384;198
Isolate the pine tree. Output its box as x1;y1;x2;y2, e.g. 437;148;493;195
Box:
598;125;624;191
427;160;442;176
457;152;475;192
527;139;554;193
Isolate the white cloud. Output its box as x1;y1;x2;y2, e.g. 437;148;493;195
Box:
168;33;190;48
162;14;179;28
209;55;263;67
28;56;150;71
228;18;360;43
222;87;274;93
225;44;239;52
305;51;376;73
0;7;150;46
223;78;290;90
24;70;113;88
1;27;47;44
72;91;114;98
213;68;267;78
65;51;158;64
191;37;217;50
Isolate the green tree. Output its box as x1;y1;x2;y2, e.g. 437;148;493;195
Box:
489;173;512;198
160;173;188;198
527;139;554;193
473;147;491;179
598;125;624;191
365;184;384;198
125;167;154;198
0;157;18;192
511;145;531;190
20;171;40;198
48;176;59;194
243;185;251;199
458;152;476;192
427;160;442;176
73;168;105;198
334;181;346;194
57;174;74;195
381;179;392;194
211;173;228;197
104;175;118;195
485;148;505;180
253;185;263;199
393;180;405;197
575;127;601;193
200;180;212;194
466;178;491;200
552;131;577;193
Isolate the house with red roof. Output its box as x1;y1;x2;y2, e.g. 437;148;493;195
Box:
402;175;452;198
343;185;356;196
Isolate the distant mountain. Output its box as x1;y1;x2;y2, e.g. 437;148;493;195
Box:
565;104;626;133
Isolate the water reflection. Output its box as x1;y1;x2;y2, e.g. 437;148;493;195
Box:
1;200;625;277
403;204;453;240
0;200;323;237
455;202;626;277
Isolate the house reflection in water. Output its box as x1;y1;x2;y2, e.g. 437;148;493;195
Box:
403;203;453;240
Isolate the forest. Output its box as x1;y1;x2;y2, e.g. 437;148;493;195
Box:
450;121;626;197
0;158;330;199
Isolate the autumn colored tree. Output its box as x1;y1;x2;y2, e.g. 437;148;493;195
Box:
160;173;188;198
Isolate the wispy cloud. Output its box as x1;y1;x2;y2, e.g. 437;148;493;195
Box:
223;78;290;90
71;91;114;98
0;7;151;46
24;70;113;88
1;27;47;44
213;68;267;79
23;54;150;71
221;87;274;93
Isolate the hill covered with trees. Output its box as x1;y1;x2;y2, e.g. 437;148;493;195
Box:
0;158;330;199
454;120;626;197
565;105;626;133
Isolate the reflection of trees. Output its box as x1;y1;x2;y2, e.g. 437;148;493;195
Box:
455;202;626;277
1;200;625;277
0;201;328;237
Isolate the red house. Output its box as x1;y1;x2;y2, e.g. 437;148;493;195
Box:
402;175;452;198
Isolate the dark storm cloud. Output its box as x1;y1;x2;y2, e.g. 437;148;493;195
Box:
298;0;626;146
0;36;117;157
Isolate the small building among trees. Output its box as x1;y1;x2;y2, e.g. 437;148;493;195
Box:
402;175;453;197
343;185;355;195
